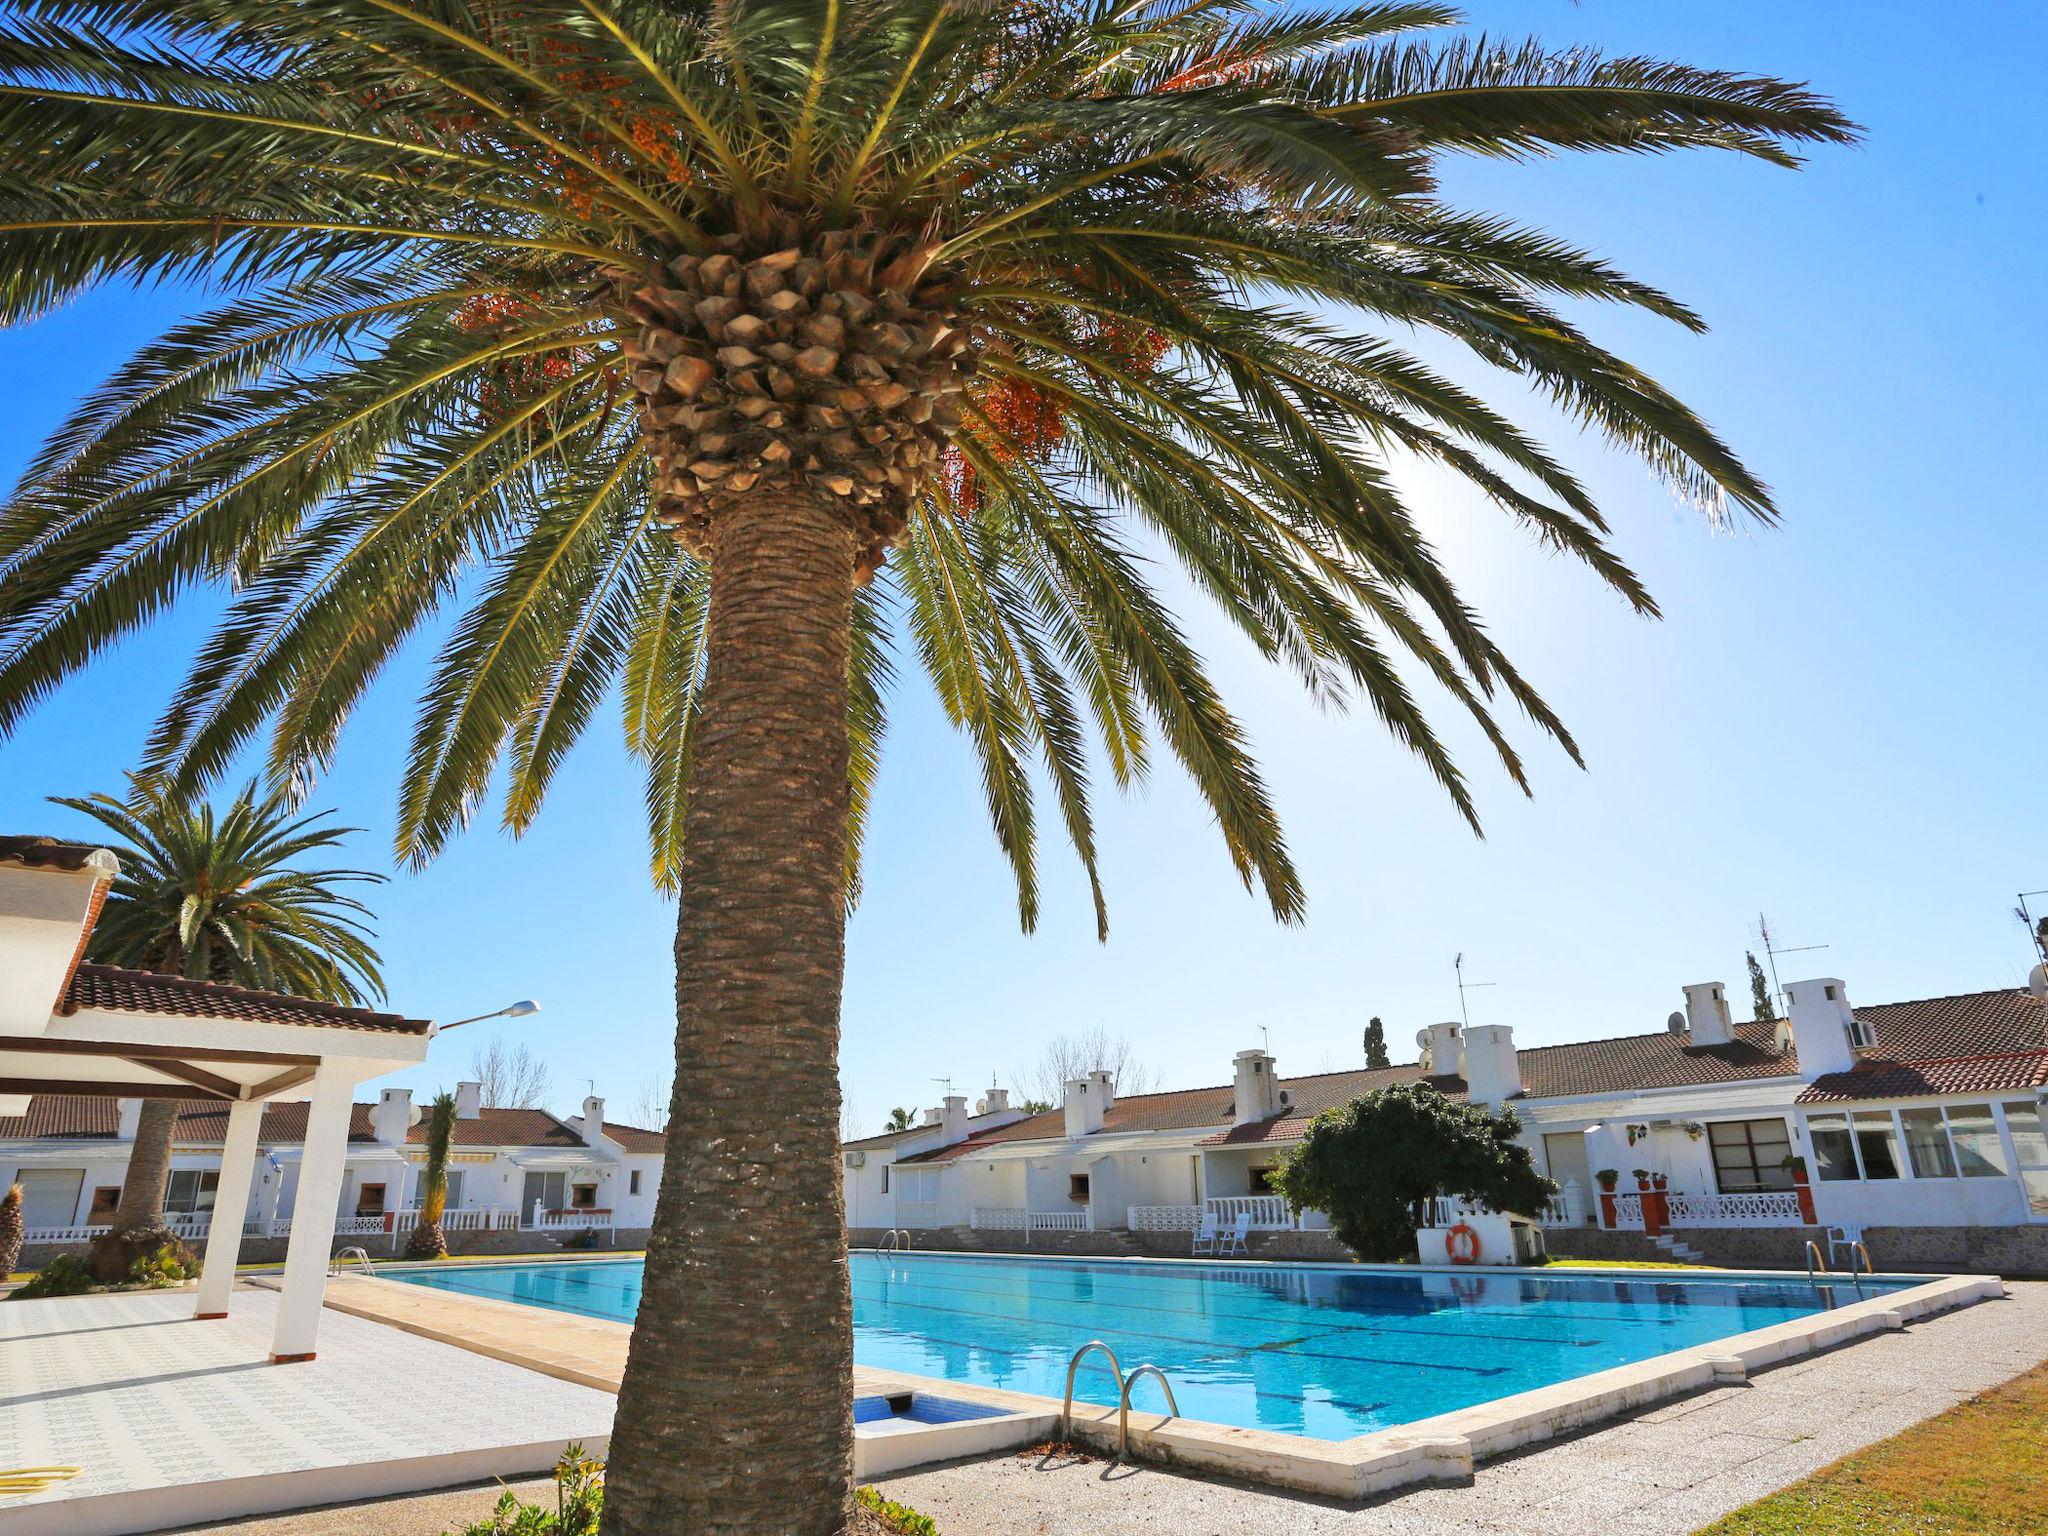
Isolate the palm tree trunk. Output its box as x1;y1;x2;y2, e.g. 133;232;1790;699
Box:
113;1100;178;1232
601;488;859;1536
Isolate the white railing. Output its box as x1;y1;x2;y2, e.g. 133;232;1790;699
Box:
1542;1180;1587;1227
165;1213;213;1240
20;1223;110;1245
1127;1204;1202;1232
896;1201;940;1229
1205;1195;1294;1231
526;1205;614;1232
1027;1210;1090;1233
1664;1190;1808;1228
1608;1192;1645;1230
971;1207;1028;1230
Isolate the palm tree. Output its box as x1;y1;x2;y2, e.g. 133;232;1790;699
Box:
0;5;1853;1529
52;779;384;1274
883;1107;916;1133
406;1093;460;1260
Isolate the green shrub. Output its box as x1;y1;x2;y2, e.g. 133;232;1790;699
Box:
128;1242;191;1288
12;1253;95;1299
447;1446;603;1536
858;1485;939;1535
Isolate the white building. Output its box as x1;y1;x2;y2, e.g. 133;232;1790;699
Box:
846;973;2048;1260
2;1081;666;1249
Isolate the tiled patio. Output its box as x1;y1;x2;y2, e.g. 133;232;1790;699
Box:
0;1286;615;1536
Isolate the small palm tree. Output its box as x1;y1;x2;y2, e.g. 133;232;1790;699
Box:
52;779;385;1274
0;1184;23;1279
406;1093;460;1261
883;1107;915;1133
0;4;1853;1529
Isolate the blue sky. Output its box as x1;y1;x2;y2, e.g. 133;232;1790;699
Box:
2;2;2043;1134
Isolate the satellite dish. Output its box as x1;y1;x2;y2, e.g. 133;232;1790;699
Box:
2030;963;2047;1003
1667;1011;1687;1035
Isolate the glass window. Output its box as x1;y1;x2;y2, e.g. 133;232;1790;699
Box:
1900;1108;1958;1179
629;1170;641;1195
2003;1102;2048;1218
164;1169;219;1213
1708;1119;1796;1193
1948;1105;2008;1176
1808;1114;1859;1181
522;1170;567;1211
1853;1111;1903;1180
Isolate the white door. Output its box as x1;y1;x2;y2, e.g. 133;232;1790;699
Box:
1541;1133;1593;1223
15;1168;84;1229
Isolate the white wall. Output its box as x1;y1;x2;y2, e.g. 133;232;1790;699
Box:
1811;1175;2029;1229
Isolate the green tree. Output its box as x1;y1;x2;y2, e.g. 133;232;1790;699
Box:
0;6;1851;1530
52;779;384;1276
1272;1082;1554;1260
882;1107;916;1133
1746;950;1779;1022
1363;1016;1391;1070
406;1093;461;1261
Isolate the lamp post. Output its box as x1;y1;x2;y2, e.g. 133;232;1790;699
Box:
433;999;541;1034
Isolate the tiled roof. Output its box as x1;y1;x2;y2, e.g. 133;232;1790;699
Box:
60;962;431;1035
901;987;2046;1160
0;835;115;873
843;1110;1027;1151
1796;1051;2048;1105
0;1094;653;1151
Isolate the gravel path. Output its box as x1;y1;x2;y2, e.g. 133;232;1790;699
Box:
178;1281;2048;1536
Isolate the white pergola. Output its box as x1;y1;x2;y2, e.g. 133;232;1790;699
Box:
0;836;432;1362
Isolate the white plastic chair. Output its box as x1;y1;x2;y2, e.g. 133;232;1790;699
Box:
1191;1215;1220;1255
1826;1223;1866;1269
1219;1213;1252;1258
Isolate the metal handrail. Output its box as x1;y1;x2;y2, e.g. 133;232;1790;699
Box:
1061;1340;1124;1439
876;1228;912;1255
329;1246;376;1278
1848;1239;1874;1276
1803;1240;1827;1279
1117;1363;1181;1457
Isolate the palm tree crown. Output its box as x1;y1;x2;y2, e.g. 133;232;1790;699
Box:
0;1;1853;932
54;778;387;1006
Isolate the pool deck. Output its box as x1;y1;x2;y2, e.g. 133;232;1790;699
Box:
173;1278;2048;1536
316;1255;2003;1501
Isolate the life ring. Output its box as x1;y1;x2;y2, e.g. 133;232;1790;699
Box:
1445;1221;1481;1266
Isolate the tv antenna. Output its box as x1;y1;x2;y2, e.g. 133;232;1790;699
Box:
1453;953;1495;1029
2017;891;2048;964
930;1076;953;1097
1756;911;1828;1003
1258;1024;1270;1052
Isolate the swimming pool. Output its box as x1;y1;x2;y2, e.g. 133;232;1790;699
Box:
394;1254;1912;1441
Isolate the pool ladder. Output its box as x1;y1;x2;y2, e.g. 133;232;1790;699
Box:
876;1229;912;1256
1803;1238;1872;1302
329;1246;376;1278
1061;1340;1182;1460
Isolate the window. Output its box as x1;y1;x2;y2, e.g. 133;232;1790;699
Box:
89;1185;121;1217
1900;1108;1957;1179
412;1170;464;1209
570;1183;599;1210
522;1170;567;1212
1852;1112;1902;1180
355;1182;387;1216
1948;1105;2009;1177
1068;1173;1091;1203
1248;1166;1277;1194
1808;1114;1859;1181
164;1169;219;1214
2003;1101;2048;1218
1707;1120;1795;1193
629;1169;642;1196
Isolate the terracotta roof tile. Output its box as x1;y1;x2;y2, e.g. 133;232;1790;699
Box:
60;963;431;1036
602;1121;666;1153
1795;1051;2048;1104
0;835;116;873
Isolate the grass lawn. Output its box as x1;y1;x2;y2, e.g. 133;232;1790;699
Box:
1696;1362;2048;1535
1538;1257;1724;1271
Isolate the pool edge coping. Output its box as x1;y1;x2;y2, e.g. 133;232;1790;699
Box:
314;1260;2007;1501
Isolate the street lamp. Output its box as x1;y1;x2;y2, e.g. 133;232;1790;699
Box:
434;999;541;1034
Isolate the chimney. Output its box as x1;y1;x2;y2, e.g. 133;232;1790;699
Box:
977;1087;1011;1116
117;1098;141;1140
1416;1022;1461;1075
1062;1077;1104;1139
371;1086;417;1146
2030;962;2046;1005
1090;1068;1115;1112
581;1094;606;1147
454;1080;482;1120
922;1106;943;1126
1461;1024;1522;1106
1784;977;1859;1081
938;1094;969;1145
1232;1049;1281;1125
1682;981;1734;1047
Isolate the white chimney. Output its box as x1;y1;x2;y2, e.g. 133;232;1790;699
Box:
922;1106;943;1126
1090;1068;1115;1112
1784;977;1859;1081
941;1094;970;1145
1062;1077;1104;1139
581;1094;606;1147
1682;981;1734;1047
2030;963;2046;1004
1232;1049;1281;1125
1417;1022;1461;1075
372;1086;416;1146
1461;1024;1522;1106
117;1098;141;1140
977;1087;1011;1116
454;1080;482;1120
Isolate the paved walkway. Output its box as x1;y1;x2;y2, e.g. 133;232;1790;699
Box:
176;1282;2048;1536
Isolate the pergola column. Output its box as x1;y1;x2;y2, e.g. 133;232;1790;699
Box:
270;1062;353;1363
193;1096;265;1319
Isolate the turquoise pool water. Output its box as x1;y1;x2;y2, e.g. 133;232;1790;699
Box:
394;1254;1909;1440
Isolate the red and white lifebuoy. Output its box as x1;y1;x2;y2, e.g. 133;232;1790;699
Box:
1444;1221;1481;1266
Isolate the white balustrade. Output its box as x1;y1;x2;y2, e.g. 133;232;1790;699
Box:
1663;1190;1807;1228
1607;1192;1645;1230
1205;1195;1294;1231
1027;1210;1090;1232
971;1207;1027;1230
525;1205;615;1232
1127;1204;1202;1232
896;1201;940;1229
21;1224;110;1245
